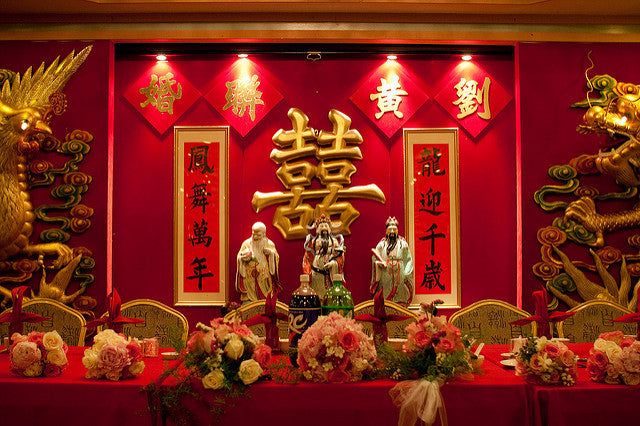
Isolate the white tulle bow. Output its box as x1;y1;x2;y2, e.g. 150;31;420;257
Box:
389;379;447;426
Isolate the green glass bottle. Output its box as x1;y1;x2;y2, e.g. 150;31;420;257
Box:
321;274;354;318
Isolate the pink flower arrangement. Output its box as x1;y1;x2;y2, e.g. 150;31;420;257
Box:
297;312;376;383
515;336;577;386
185;317;271;390
82;329;145;381
586;331;640;385
403;313;465;355
9;331;68;377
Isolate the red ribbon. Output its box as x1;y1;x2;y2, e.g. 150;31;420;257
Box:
244;290;287;350
510;290;575;339
614;286;640;340
85;288;145;333
355;289;410;343
0;286;49;336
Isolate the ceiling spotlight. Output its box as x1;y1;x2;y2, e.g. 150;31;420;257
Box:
238;54;248;58
461;54;472;61
156;54;167;61
387;55;398;60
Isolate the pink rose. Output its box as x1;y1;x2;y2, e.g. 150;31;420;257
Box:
338;329;360;351
435;338;455;354
187;331;205;354
252;344;272;369
620;337;635;349
586;359;606;382
327;369;351;383
232;324;253;339
44;363;63;377
98;344;130;370
599;331;624;344
11;341;42;370
126;340;142;362
621;346;640;373
413;331;431;349
27;332;46;357
559;348;576;368
529;353;546;373
589;349;609;369
543;343;560;359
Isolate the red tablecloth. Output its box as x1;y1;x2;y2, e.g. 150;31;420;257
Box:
0;343;638;426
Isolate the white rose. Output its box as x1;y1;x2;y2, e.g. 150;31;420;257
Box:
23;361;44;377
46;349;68;367
129;360;145;376
593;338;608;352
42;331;64;351
238;359;263;385
225;336;244;360
202;369;226;390
214;326;230;342
82;349;99;370
202;331;216;354
605;342;622;361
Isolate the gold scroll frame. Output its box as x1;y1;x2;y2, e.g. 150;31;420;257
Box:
404;128;461;309
174;126;229;306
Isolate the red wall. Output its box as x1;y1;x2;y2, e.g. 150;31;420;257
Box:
10;40;635;327
113;51;516;324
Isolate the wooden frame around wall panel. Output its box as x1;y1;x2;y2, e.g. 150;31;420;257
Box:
404;128;461;309
174;126;229;306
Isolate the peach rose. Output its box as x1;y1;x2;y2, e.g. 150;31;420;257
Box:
543;343;560;359
528;353;546;373
46;349;68;367
559;348;576;368
42;331;64;351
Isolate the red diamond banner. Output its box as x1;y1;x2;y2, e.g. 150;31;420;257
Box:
123;61;201;134
434;62;512;138
204;59;283;137
350;61;428;138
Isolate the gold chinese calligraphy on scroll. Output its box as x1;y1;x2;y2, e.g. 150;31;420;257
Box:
252;108;386;240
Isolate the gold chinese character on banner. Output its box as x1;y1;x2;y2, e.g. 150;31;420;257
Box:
252;108;386;239
139;72;183;114
223;74;264;121
452;76;491;120
369;74;408;119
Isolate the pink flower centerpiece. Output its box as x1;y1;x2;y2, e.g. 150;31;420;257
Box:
82;329;145;381
9;330;68;377
586;331;640;385
297;312;376;383
185;317;272;389
515;336;578;386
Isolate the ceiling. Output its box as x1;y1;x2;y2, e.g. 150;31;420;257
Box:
1;0;639;42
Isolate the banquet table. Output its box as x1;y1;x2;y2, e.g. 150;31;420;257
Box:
0;343;638;426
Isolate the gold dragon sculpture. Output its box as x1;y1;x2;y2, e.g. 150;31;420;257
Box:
534;71;640;312
0;46;92;307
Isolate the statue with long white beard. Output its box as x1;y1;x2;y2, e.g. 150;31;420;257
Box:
302;215;346;299
236;222;280;303
370;217;414;306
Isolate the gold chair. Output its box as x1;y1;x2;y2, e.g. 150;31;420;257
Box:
449;299;537;344
109;299;190;348
557;299;636;343
353;299;418;339
223;299;290;341
0;298;86;346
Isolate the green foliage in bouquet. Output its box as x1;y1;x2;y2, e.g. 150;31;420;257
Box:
375;301;480;383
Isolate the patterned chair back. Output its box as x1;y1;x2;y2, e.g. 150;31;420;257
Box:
353;299;418;339
449;299;536;344
0;298;86;346
105;299;189;348
223;300;290;340
557;300;636;343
